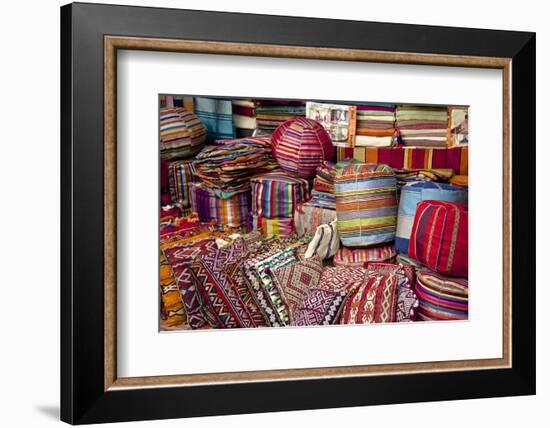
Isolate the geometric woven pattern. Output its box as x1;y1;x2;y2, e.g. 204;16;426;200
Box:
291;288;349;326
318;266;367;291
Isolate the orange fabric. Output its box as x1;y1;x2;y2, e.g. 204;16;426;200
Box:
356;128;395;137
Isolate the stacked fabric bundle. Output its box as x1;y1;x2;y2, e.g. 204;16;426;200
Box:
255;100;306;134
396;182;468;254
194;97;236;142
355;103;396;147
232;99;257;138
396;105;449;147
193;136;277;198
415;270;468;320
271;117;335;178
159;107;207;159
309;161;337;210
334;162;398;247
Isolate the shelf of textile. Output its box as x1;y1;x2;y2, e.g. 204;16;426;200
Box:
294;202;337;237
194;97;236;142
193;136;277;197
396;182;468;254
255;99;306;134
333;244;396;267
159;107;206;160
190;183;251;228
232;99;257;138
271;117;335;178
415;270;468;321
396;105;449;147
250;170;311;219
334;163;398;247
166;158;198;207
355;103;396;148
337;146;468;176
408;200;468;277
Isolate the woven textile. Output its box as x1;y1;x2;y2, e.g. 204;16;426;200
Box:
409;200;468;277
270;255;324;319
232;99;257;137
191;239;260;328
336;146;468;176
190;183;250;227
396;105;449;147
334;162;398;247
333;244;396;267
260;217;295;237
291;288;349;326
159;107;206;159
251;170;311;219
340;274;399;324
355;104;396;147
193;136;277;197
415;270;468;320
396;182;468;254
304;220;340;260
450;175;468;188
294;203;337;237
318;266;367;291
309;161;337;209
167;159;197;207
194;97;236;142
255;100;306;133
364;262;418;322
271;117;335;178
160;251;187;327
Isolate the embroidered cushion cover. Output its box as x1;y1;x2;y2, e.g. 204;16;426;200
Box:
333;244;396;267
291;288;349;326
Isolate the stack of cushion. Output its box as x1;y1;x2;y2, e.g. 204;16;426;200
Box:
309;161;337;210
415;270;468;320
255;100;306;134
271;117;335;178
408;200;468;277
396;105;449;147
355;103;396;147
396;182;468;254
334;162;398;247
159;107;206;159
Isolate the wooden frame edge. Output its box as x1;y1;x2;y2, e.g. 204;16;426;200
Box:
103;35;512;391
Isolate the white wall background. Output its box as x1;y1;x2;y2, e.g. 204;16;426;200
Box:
0;0;545;426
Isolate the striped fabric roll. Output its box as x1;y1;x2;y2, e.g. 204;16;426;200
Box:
396;105;449;147
250;170;311;219
159;107;206;159
415;270;468;320
333;244;396;267
255;100;306;133
167;159;197;207
396;182;468;254
190;183;250;228
334;163;398;247
408;200;468;277
194;97;236;142
271;117;335;178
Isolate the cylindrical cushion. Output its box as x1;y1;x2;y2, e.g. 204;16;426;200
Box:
415;270;468;320
334;162;398;247
271;117;334;178
251;170;310;219
333;245;396;267
167;159;197;207
396;182;468;254
159;107;206;159
408;200;468;277
190;183;250;228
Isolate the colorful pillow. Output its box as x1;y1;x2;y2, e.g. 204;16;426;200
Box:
364;262;418;322
159;252;187;328
334;162;398;247
318;266;367;291
304;220;340;260
190;183;251;228
415;270;468;321
271;117;335;178
294;203;337;237
159;107;206;159
167;159;197;206
270;256;324;319
408;200;468;277
333;244;396;267
291;288;349;326
340;274;399;324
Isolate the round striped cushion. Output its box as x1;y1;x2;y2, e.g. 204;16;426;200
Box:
271;117;334;178
415;270;468;321
160;107;206;159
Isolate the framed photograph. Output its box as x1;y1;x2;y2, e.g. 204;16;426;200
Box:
61;2;535;424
